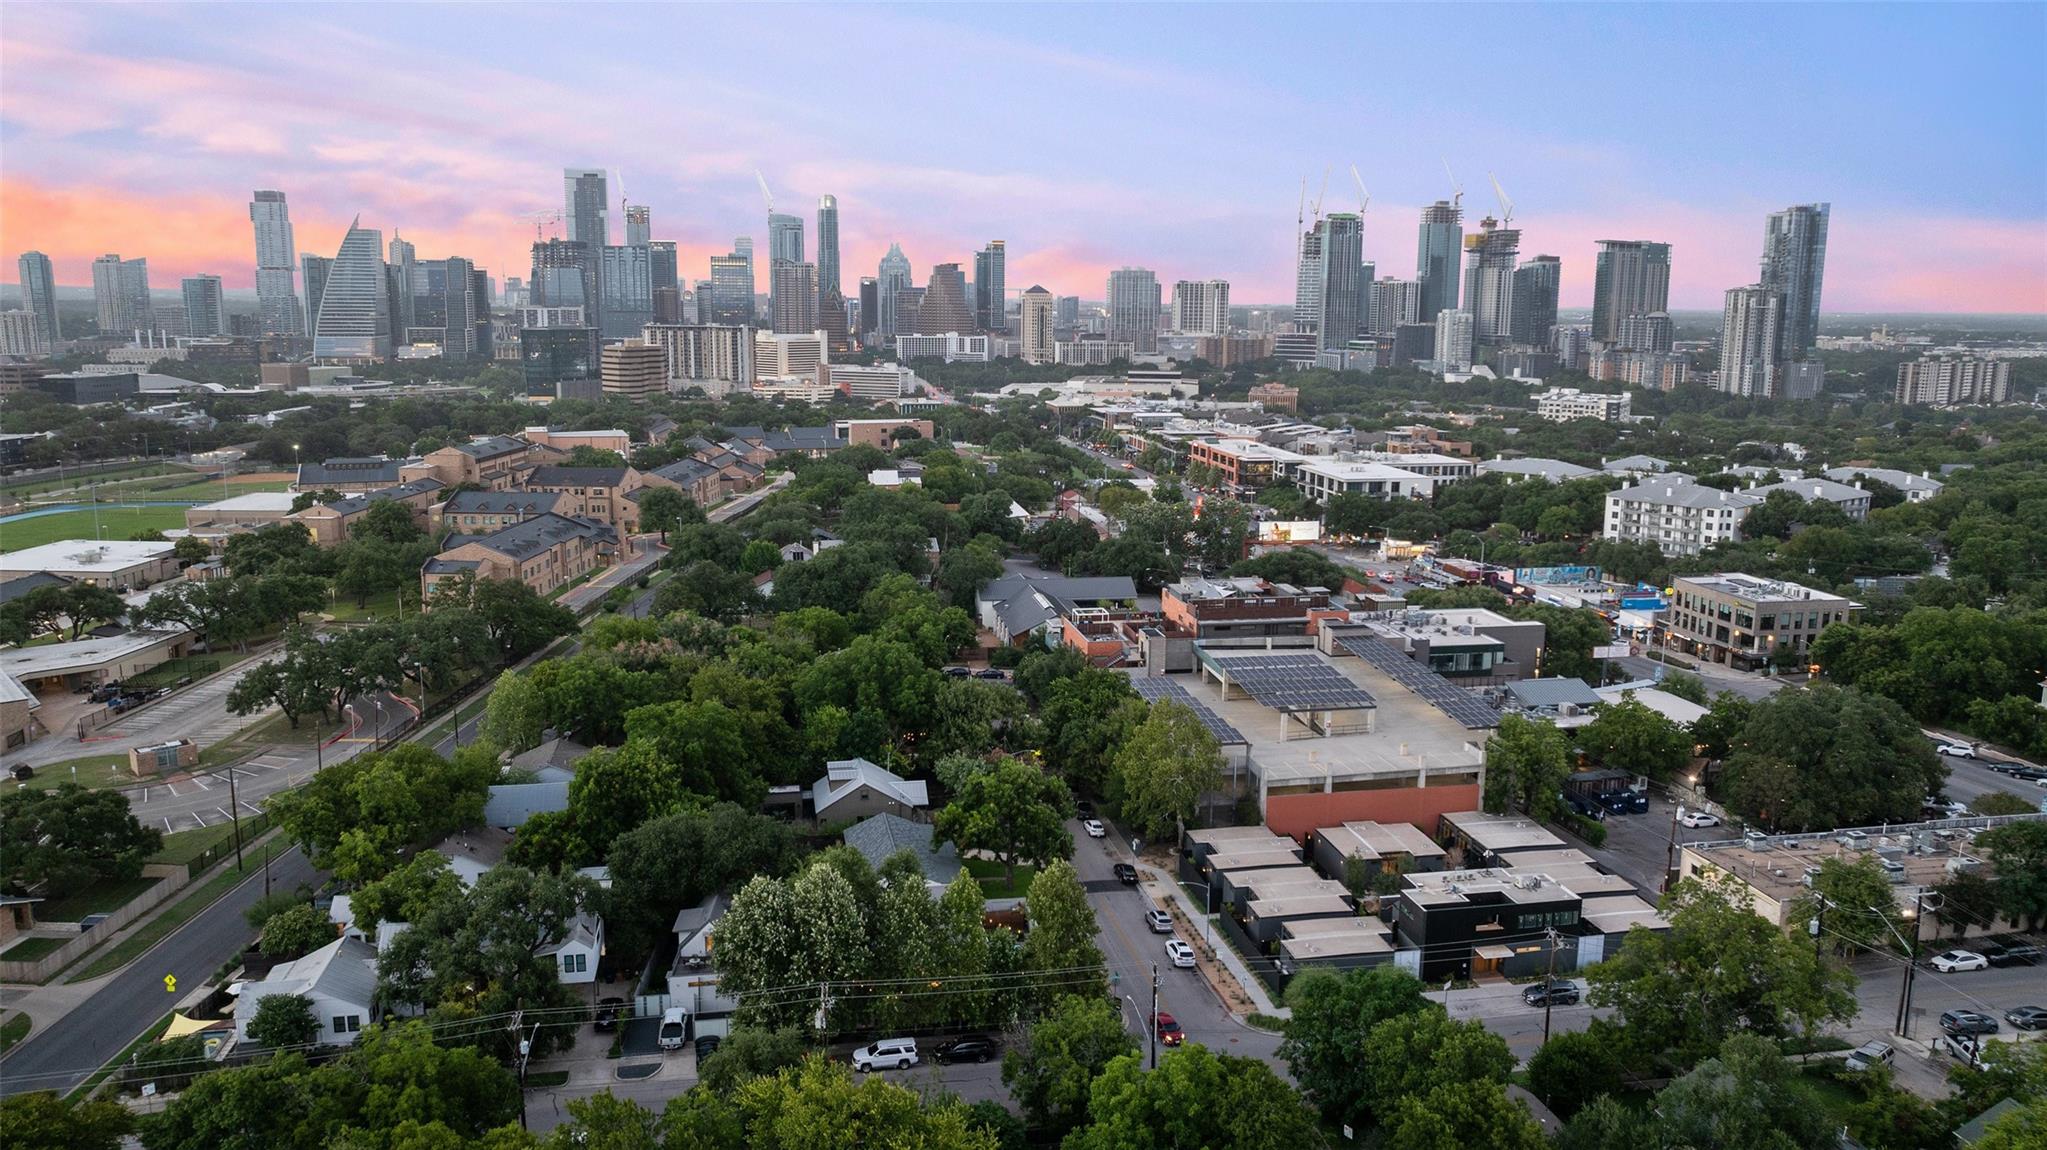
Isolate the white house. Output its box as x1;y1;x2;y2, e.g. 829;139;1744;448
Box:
234;936;379;1047
670;894;740;1038
539;911;604;984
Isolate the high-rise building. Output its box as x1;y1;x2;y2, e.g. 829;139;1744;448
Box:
532;240;594;310
16;252;61;346
1617;311;1673;354
0;311;46;357
301;254;332;337
771;262;819;334
767;213;804;267
1170;279;1230;337
1316;214;1365;351
649;242;678;296
1019;284;1056;365
1894;356;2012;407
248;191;302;336
601;341;666;401
1760;203;1829;360
877;243;913;336
893;286;925;340
91;254;152;336
1460;218;1519;346
754;330;827;380
180;275;226;338
1293;220;1324;341
386;233;418;340
818;287;853;354
1433;309;1474;371
312;219;390;361
917;263;974;334
1719;284;1783;397
858;277;880;341
642;323;754;395
441;256;489;361
1055;295;1080;335
1590;240;1671;343
1510;256;1561;346
1415;200;1464;323
1105;267;1161;352
625;204;651;247
816;196;841;310
601;245;654;338
973;240;1007;333
564;168;609;334
710;252;756;325
1369;277;1421;336
689;280;714;324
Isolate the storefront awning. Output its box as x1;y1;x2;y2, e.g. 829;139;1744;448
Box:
1473;944;1516;961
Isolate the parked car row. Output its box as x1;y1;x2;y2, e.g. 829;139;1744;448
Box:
942;666;1012;681
850;1034;1004;1071
1930;943;2043;972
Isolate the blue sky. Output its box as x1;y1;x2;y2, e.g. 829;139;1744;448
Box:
3;2;2042;310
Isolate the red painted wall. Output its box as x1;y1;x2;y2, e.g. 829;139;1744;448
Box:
1262;784;1481;842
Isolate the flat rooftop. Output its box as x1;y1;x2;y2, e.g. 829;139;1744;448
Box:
1674;572;1850;605
1246;894;1356;921
1234;872;1350;901
1440;810;1567;854
0;629;186;679
190;491;299;513
1579;895;1668;935
1185;826;1294;852
1281;923;1397;961
1204;848;1310;875
0;539;174;574
1316;820;1448;862
1681;823;2027;907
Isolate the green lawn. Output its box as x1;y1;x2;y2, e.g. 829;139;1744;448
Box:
122;479;291;503
0;505;191;552
0;1011;31;1055
1;461;183;499
68;846;271;983
34;876;163;923
11;753;136;793
1;936;67;962
325;586;420;621
964;858;1038;899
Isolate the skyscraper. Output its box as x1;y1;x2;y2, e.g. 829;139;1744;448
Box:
248;191;303;336
1293;221;1324;341
893;286;926;339
650;241;679;298
1433;309;1475;371
1171;280;1230;336
91;254;152;336
1415;201;1464;323
858;277;880;342
625;204;651;247
771;262;819;334
1019;285;1056;364
1316;213;1365;350
1617;312;1673;353
1590;240;1671;343
1368;278;1420;336
877;243;912;337
1105;267;1161;353
312;219;390;361
181;275;226;338
387;234;418;339
564;168;609;333
1760;203;1829;360
601;245;654;338
1510;256;1561;346
816;196;841;308
1719;284;1784;397
1460;217;1519;346
16;251;60;346
768;213;804;267
709;253;756;325
532;240;595;311
300;254;332;338
441;256;485;361
973;240;1007;333
917;264;974;334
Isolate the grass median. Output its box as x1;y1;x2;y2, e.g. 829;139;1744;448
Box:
0;1011;34;1055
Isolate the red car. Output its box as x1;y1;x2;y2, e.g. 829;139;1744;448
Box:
1152;1011;1185;1046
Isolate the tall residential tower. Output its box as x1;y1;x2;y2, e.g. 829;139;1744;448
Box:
1760;203;1829;360
1415;201;1463;323
1590;240;1671;343
249;191;303;336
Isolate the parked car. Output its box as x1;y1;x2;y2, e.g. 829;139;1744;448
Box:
852;1037;920;1071
1164;939;1197;969
974;668;1007;681
1983;943;2044;967
2004;1005;2047;1031
1114;863;1139;884
1152;1011;1185;1046
1521;980;1581;1007
1844;1041;1895;1071
1935;1034;1985;1065
1597;791;1648;814
933;1035;1000;1064
1075;800;1096;817
694;1034;722;1059
593;997;626;1032
1678;810;1720;828
1083;819;1106;838
942;666;972;678
1563;794;1606;821
1939;1009;2000;1037
1936;742;1978;758
657;1007;688;1050
8;765;33;781
1930;950;1989;973
1145;910;1174;934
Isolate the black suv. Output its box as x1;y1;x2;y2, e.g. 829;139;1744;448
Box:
1984;943;2044;968
1522;981;1581;1007
1597;791;1648;815
1940;1009;2001;1037
934;1035;1000;1064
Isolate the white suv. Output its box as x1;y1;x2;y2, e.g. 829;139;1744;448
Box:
852;1037;919;1071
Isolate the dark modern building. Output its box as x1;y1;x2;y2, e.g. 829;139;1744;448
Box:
1414;200;1463;323
1510;256;1561;346
521;326;596;390
1590;240;1671;344
1760;203;1829;360
30;372;141;404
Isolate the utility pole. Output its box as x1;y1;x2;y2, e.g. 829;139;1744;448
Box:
1662;802;1682;893
511;1006;529;1130
1541;927;1560;1045
1897;890;1930;1039
1149;964;1160;1070
1810;895;1827;961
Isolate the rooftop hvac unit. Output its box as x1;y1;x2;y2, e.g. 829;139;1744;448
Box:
1946;855;1982;876
1771;868;1788;879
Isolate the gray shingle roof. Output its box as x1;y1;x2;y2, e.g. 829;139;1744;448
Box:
812;757;929;815
483;781;570;827
1477;458;1597;482
299;456;405;487
1609;480;1762;511
527;465;630;487
844;812;961;885
1748;477;1869;505
453;435;530;460
324;477;443;516
447;513;615;562
441;490;564;516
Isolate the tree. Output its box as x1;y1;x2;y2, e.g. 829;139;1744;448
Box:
1510;603;1610;681
1584;872;1856;1067
54;583;128;640
634;485;697;542
1933;867;2002;939
246;993;322;1049
0;1092;133;1150
266;744;493;885
1722;685;1945;832
1380;1081;1550;1150
1277;964;1432;1128
1655;1034;1835;1150
544;1093;654;1150
707;1056;996;1150
1973;1099;2047;1150
1975;819;2047;929
696;1026;809;1094
1065;1045;1320;1150
1789;854;1910;955
1355;1008;1515;1126
931;759;1072;885
351;498;425;545
604;804;797;964
1524;1023;1628;1117
1000;994;1140;1137
1691;690;1753;759
654;560;761;623
1578;695;1693;780
1482;713;1570;824
259;903;336;957
1113;702;1225;842
1554;1095;1659;1150
566;740;687;854
1658;670;1709;705
1972;790;2040;816
0;784;162;896
1038;668;1145;795
1021;859;1104;1003
623;698;766;805
479;669;544;753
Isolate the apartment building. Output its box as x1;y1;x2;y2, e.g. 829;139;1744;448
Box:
420;513;617;599
1894;356;2012;407
1341;451;1475;483
1603;481;1762;556
1746;476;1872;521
432;490;566;535
1292;459;1439;503
1534;387;1631;423
409;435;553;491
289;478;444;546
1663;573;1859;670
521;466;646;532
1377;425;1475;457
1184;438;1307;490
519;426;632;456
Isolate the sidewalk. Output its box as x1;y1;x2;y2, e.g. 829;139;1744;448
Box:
1132;855;1284;1018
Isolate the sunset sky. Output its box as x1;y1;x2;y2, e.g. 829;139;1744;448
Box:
3;2;2043;312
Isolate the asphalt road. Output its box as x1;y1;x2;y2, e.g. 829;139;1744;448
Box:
0;846;317;1098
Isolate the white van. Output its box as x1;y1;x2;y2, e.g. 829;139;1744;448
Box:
852;1037;919;1071
657;1007;688;1050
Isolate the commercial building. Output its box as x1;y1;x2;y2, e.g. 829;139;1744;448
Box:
1476;457;1598;484
769;261;818;334
1293;459;1438;503
420;512;616;599
896;332;990;363
1510;256;1561;346
1415;201;1463;323
1590;241;1671;343
1340;607;1545;684
312;220;391;362
708;253;756;325
1161;577;1335;641
973;240;1006;333
1052;337;1130;366
1339;450;1474;483
1170;279;1230;336
1377;425;1475;457
830;362;913;402
1369;277;1421;336
1247;382;1298;412
1315;215;1366;351
1663;573;1858;669
1460;217;1519;345
0;540;178;590
753;330;826;381
1603;480;1761;556
1183;438;1306;490
1534;387;1631;422
1105;267;1161;353
1392;840;1662;981
914;263;974;335
1433;309;1474;370
1018;285;1055;365
876;243;912;336
1894;357;2012;407
600;342;666;401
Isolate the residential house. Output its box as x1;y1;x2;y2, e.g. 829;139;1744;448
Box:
811;757;929;821
538;911;603;984
670;895;740;1038
843;811;961;891
975;572;1140;646
233;936;379;1047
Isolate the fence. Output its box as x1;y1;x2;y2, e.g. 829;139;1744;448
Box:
0;864;192;983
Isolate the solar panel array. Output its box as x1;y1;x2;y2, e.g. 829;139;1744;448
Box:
1206;654;1377;713
1129;676;1249;744
1337;638;1504;729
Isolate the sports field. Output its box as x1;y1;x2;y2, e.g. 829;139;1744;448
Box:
0;506;191;552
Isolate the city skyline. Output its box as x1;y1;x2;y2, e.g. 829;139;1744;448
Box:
1;4;2042;313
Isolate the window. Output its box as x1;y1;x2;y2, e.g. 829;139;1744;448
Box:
333;1014;361;1033
562;952;587;974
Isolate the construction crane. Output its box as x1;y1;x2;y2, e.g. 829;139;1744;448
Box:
1443;159;1463;209
1488;171;1515;225
755;169;774;214
1310;166;1329;224
1350;165;1370;214
520;209;563;241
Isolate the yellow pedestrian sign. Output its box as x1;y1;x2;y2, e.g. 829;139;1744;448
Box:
164;974;177;993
